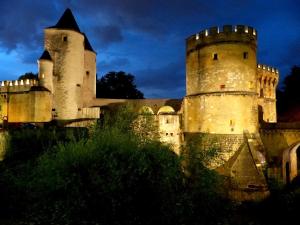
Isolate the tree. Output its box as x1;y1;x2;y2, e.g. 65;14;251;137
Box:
277;66;300;115
18;72;38;80
96;71;144;99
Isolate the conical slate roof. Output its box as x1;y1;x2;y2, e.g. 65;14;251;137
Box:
39;50;52;61
47;9;96;53
49;8;81;32
84;33;95;53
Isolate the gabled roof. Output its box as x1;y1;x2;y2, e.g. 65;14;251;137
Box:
84;33;96;53
48;8;81;32
39;50;52;61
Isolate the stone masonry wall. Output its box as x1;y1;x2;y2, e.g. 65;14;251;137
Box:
184;132;244;168
184;94;258;134
44;28;84;120
83;50;96;107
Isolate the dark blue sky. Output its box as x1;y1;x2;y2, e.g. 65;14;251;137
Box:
0;0;299;98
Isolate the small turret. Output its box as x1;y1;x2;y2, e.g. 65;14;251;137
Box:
38;50;53;93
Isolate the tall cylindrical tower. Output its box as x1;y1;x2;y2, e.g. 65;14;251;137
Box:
184;25;258;135
44;28;84;119
44;9;85;120
38;50;54;93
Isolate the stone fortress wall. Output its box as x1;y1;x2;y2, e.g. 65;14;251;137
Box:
1;8;300;199
257;64;279;122
185;25;259;135
0;78;52;123
0;9;100;125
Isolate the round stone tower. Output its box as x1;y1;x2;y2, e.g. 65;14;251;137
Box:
82;34;97;107
38;50;53;93
184;26;270;200
44;9;85;120
184;25;258;135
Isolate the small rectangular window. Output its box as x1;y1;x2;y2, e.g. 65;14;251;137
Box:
213;53;218;60
78;108;82;111
86;71;90;75
76;84;81;87
52;108;56;111
243;52;248;59
220;84;225;89
63;36;68;42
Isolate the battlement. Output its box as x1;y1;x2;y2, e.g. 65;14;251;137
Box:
0;79;38;93
257;64;279;75
187;25;257;51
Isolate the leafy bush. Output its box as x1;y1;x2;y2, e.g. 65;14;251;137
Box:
0;106;229;225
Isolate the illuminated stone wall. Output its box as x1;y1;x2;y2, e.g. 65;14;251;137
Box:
158;114;182;154
82;50;96;107
4;90;52;123
185;25;258;135
0;79;39;124
183;94;258;134
260;124;300;160
257;64;279;122
44;28;85;120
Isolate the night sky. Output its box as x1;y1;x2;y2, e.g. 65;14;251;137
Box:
0;0;299;98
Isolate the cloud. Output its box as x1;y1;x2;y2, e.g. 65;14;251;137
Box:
73;0;212;36
0;1;59;52
98;57;130;72
0;0;300;97
134;61;185;98
93;25;123;47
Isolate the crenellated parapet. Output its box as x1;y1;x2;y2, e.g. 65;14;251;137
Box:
257;64;279;99
0;79;38;93
187;25;257;52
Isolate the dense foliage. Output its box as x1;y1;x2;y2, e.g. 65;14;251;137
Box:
18;72;38;80
2;106;300;224
0;106;228;225
96;71;144;99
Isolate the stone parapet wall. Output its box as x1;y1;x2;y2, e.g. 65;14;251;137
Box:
187;25;257;52
0;79;38;93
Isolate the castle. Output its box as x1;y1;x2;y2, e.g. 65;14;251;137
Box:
1;9;300;201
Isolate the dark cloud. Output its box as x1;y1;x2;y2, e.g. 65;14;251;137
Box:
98;57;130;72
0;1;58;51
93;25;123;47
135;61;185;98
73;0;212;36
0;0;299;98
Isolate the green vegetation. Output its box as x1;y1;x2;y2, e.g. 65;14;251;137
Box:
18;72;38;80
1;106;300;224
0;106;228;225
96;71;144;99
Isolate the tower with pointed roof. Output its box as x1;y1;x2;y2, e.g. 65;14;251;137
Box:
39;8;97;120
